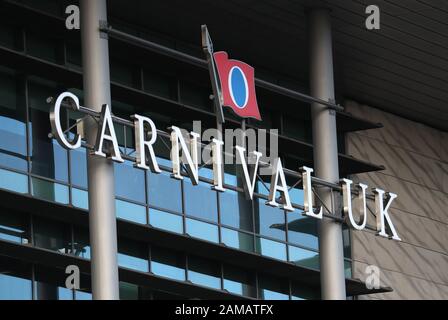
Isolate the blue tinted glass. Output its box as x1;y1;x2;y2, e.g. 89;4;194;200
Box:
31;177;69;204
184;180;218;222
0;168;28;194
0;68;27;172
150;209;183;234
75;290;92;300
70;146;87;188
115;160;145;203
151;247;185;281
33;217;71;253
187;256;221;290
255;237;287;261
288;245;319;269
148;170;182;213
223;264;256;297
72;188;88;210
0;273;32;300
73;228;90;260
219;189;253;232
185;218;219;243
345;259;352;278
258;274;289;300
0;210;28;244
116;199;146;224
220;227;254;253
118;239;148;272
287;212;318;250
58;287;74;300
254;198;286;241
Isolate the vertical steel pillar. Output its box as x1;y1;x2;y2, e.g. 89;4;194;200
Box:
308;9;346;300
80;0;120;300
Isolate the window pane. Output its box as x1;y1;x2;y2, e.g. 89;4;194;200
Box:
288;245;319;270
72;188;88;210
26;32;61;63
148;170;182;213
185;218;219;243
151;246;185;281
116;199;146;224
115;160;145;203
28;79;68;182
220;227;254;253
120;282;139;300
143;69;176;100
219;189;253;232
0;209;29;244
291;282;318;300
118;238;148;272
254;198;286;241
70;146;87;188
255;237;287;261
0;67;27;171
34;265;73;300
0;168;28;194
223;264;256;297
33;217;71;254
150;209;183;234
179;81;212;111
73;227;90;260
184;180;218;222
345;259;352;278
0;256;32;300
30;177;69;204
258;273;289;300
187;256;221;290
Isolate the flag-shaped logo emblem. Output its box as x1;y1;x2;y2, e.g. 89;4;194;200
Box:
213;51;261;121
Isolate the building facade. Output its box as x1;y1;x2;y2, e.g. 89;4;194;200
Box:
0;0;446;300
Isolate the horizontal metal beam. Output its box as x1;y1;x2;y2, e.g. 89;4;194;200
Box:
101;26;345;112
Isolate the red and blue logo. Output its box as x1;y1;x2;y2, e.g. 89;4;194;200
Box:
213;51;261;121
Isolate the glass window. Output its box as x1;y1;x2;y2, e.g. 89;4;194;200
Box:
149;208;183;234
220;227;254;253
74;272;92;300
179;81;212;111
115;160;145;203
254;198;286;241
120;282;139;300
110;59;138;88
72;188;88;210
116;199;147;224
148;170;182;213
288;245;319;270
223;264;256;297
0;209;29;244
34;265;74;300
26;31;62;63
30;177;69;204
343;225;352;259
73;227;90;260
70;144;87;188
187;255;221;290
118;238;149;272
28;79;68;182
219;189;253;232
291;282;318;300
66;39;82;68
0;256;32;300
33;217;71;254
185;218;219;243
0;168;28;194
257;273;289;300
255;237;287;261
0;67;27;171
0;22;21;50
344;259;352;278
184;180;218;222
151;246;185;281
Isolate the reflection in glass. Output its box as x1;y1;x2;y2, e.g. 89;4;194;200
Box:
148;170;182;213
0;256;32;300
0;209;29;244
0;67;27;171
291;282;318;300
115;160;145;203
255;237;287;261
288;245;319;270
185;218;219;243
258;273;289;300
151;246;185;281
118;238;148;272
184;180;218;222
0;168;28;194
187;255;221;290
219;189;253;232
223;264;256;297
70;146;87;188
72;188;88;210
30;177;69;204
33;217;71;254
34;265;74;300
254;198;286;241
116;199;146;224
220;227;254;253
150;209;183;234
73;227;91;259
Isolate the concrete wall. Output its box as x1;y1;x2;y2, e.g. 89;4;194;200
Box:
344;100;448;300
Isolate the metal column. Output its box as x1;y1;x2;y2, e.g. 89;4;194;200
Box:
308;9;347;300
80;0;120;300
